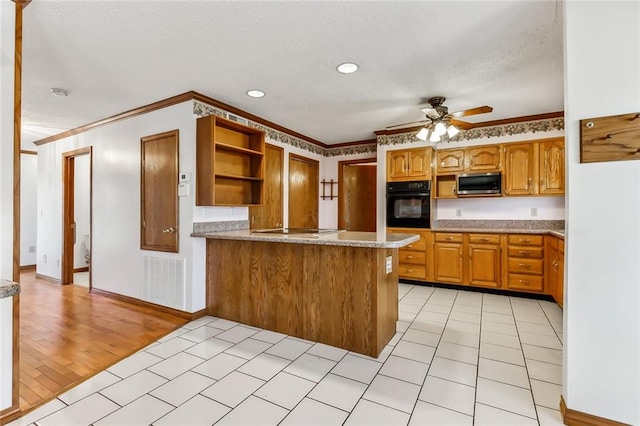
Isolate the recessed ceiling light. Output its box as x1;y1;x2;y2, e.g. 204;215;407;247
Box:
336;62;359;74
246;90;265;98
50;88;69;97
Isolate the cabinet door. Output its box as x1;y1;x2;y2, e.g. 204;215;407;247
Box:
505;143;535;195
407;148;432;179
436;149;465;174
556;252;564;307
468;146;501;172
434;243;463;283
387;151;408;181
468;244;501;288
539;139;565;195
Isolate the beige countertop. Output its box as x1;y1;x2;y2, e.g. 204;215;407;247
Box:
432;227;565;237
191;229;420;248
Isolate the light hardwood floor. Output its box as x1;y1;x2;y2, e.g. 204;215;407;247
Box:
18;271;188;414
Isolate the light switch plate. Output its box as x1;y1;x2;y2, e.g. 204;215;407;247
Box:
386;256;393;274
178;183;190;196
179;172;191;182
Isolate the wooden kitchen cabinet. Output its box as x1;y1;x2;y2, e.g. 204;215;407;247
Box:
546;235;564;307
467;234;501;288
386;147;432;181
504;234;544;292
467;146;502;172
196;115;265;206
387;228;432;281
436;149;465;174
433;233;464;283
504;143;536;196
539;139;565;195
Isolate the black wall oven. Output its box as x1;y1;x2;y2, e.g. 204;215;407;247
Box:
386;181;431;228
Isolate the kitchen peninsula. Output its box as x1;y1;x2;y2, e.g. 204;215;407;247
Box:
192;228;419;357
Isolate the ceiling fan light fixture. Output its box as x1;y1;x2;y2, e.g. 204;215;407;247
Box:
447;124;460;138
416;127;429;141
433;121;447;137
429;131;441;143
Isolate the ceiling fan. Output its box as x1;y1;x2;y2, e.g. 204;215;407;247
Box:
387;96;493;142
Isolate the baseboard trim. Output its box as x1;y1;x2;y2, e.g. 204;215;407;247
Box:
89;288;205;320
0;403;22;424
20;264;35;271
560;396;628;426
73;267;89;273
35;273;61;285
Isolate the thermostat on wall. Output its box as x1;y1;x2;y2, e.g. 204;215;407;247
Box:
179;172;191;182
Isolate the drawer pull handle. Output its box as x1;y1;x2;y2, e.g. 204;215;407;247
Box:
407;244;413;249
408;269;413;272
518;263;532;269
406;256;413;260
479;238;489;242
518;250;532;255
518;238;531;243
519;279;531;284
445;236;453;241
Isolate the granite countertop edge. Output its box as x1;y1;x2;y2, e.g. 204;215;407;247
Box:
0;279;20;299
191;231;420;248
432;227;565;237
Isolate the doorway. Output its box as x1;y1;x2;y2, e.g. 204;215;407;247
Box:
61;147;92;286
288;153;319;229
338;158;377;231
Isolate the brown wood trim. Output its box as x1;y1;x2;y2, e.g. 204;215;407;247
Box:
327;139;377;149
20;264;35;271
90;288;202;320
337;157;377;229
0;403;22;425
12;2;23;411
10;0;32;6
289;152;320;165
560;396;629;426
374;111;565;136
20;149;36;155
35;273;62;285
73;267;89;273
62;147;92;285
34;91;327;149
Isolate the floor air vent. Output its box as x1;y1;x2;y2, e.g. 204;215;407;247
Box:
143;255;185;310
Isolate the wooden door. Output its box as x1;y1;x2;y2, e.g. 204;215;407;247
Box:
386;151;408;181
407;148;432;179
288;154;319;229
468;145;501;172
468;244;501;288
434;243;463;283
539;139;565;195
505;143;535;195
436;149;465;174
250;144;283;229
140;130;179;252
339;161;376;231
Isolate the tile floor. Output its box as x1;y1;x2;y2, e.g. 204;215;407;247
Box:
11;284;564;426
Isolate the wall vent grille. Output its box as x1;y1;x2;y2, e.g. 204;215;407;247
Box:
143;255;185;310
227;113;249;126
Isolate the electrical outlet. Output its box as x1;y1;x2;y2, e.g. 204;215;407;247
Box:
531;207;538;217
456;209;462;217
29;245;36;253
42;254;47;263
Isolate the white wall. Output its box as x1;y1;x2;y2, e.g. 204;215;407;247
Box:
37;102;199;311
20;153;38;266
564;2;640;424
73;154;90;269
0;0;15;412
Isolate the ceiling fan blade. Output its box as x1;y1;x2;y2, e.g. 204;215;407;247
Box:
451;105;493;118
385;119;429;130
449;118;475;130
419;107;441;119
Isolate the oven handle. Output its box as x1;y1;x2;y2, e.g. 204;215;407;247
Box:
387;192;431;197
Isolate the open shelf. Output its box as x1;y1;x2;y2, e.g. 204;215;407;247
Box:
196;115;265;206
434;175;458;199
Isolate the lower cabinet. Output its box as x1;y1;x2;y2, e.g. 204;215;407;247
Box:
388;228;432;282
505;234;545;292
434;242;464;283
546;235;564;307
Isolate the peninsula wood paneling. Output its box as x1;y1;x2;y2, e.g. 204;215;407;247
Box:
205;239;397;357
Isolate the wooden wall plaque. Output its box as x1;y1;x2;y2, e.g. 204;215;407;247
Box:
580;112;640;163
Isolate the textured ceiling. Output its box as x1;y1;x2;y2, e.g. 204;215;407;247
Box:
21;1;564;145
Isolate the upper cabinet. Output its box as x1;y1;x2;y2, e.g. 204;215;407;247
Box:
504;138;565;196
386;147;432;181
436;146;501;175
196;115;265;206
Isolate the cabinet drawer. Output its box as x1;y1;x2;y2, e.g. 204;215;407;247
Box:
399;265;427;280
399;250;426;265
508;258;544;274
403;237;426;251
507;246;544;258
468;234;500;244
434;233;463;243
507;235;544;246
507;274;544;292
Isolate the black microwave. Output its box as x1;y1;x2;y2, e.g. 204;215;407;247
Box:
457;172;501;196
